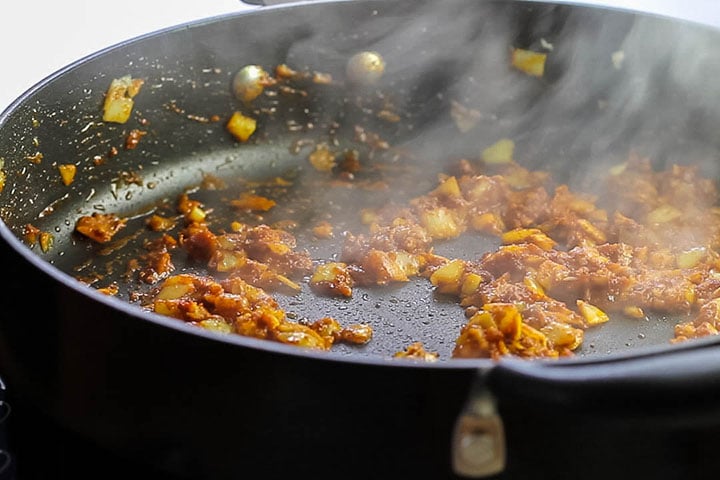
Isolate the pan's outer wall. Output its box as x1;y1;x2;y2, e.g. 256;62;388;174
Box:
0;241;477;477
2;237;719;480
1;245;718;480
0;237;474;478
2;1;720;478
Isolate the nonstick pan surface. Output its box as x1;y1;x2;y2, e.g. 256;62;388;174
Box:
1;0;718;363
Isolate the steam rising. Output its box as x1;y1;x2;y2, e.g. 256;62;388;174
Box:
281;0;720;191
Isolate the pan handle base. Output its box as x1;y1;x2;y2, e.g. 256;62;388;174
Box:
451;389;506;478
239;0;301;6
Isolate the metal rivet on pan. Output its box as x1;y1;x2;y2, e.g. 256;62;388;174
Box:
346;51;386;86
233;65;271;103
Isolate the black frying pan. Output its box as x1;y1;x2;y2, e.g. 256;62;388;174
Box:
2;1;720;479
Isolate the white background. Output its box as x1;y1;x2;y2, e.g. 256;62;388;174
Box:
0;0;719;112
0;0;254;111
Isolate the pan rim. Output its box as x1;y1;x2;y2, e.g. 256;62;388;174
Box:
1;0;720;373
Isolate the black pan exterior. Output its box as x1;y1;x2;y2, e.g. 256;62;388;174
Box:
0;236;476;479
2;1;720;478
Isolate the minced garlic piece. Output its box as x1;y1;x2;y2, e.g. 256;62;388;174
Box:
577;300;610;326
103;75;144;124
58;164;77;186
511;48;547;77
309;145;337;172
482;138;515;164
226;111;257;142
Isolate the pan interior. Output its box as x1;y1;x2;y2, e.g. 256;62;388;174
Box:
1;0;719;361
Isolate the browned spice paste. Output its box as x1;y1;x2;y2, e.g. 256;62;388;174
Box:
70;61;720;361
